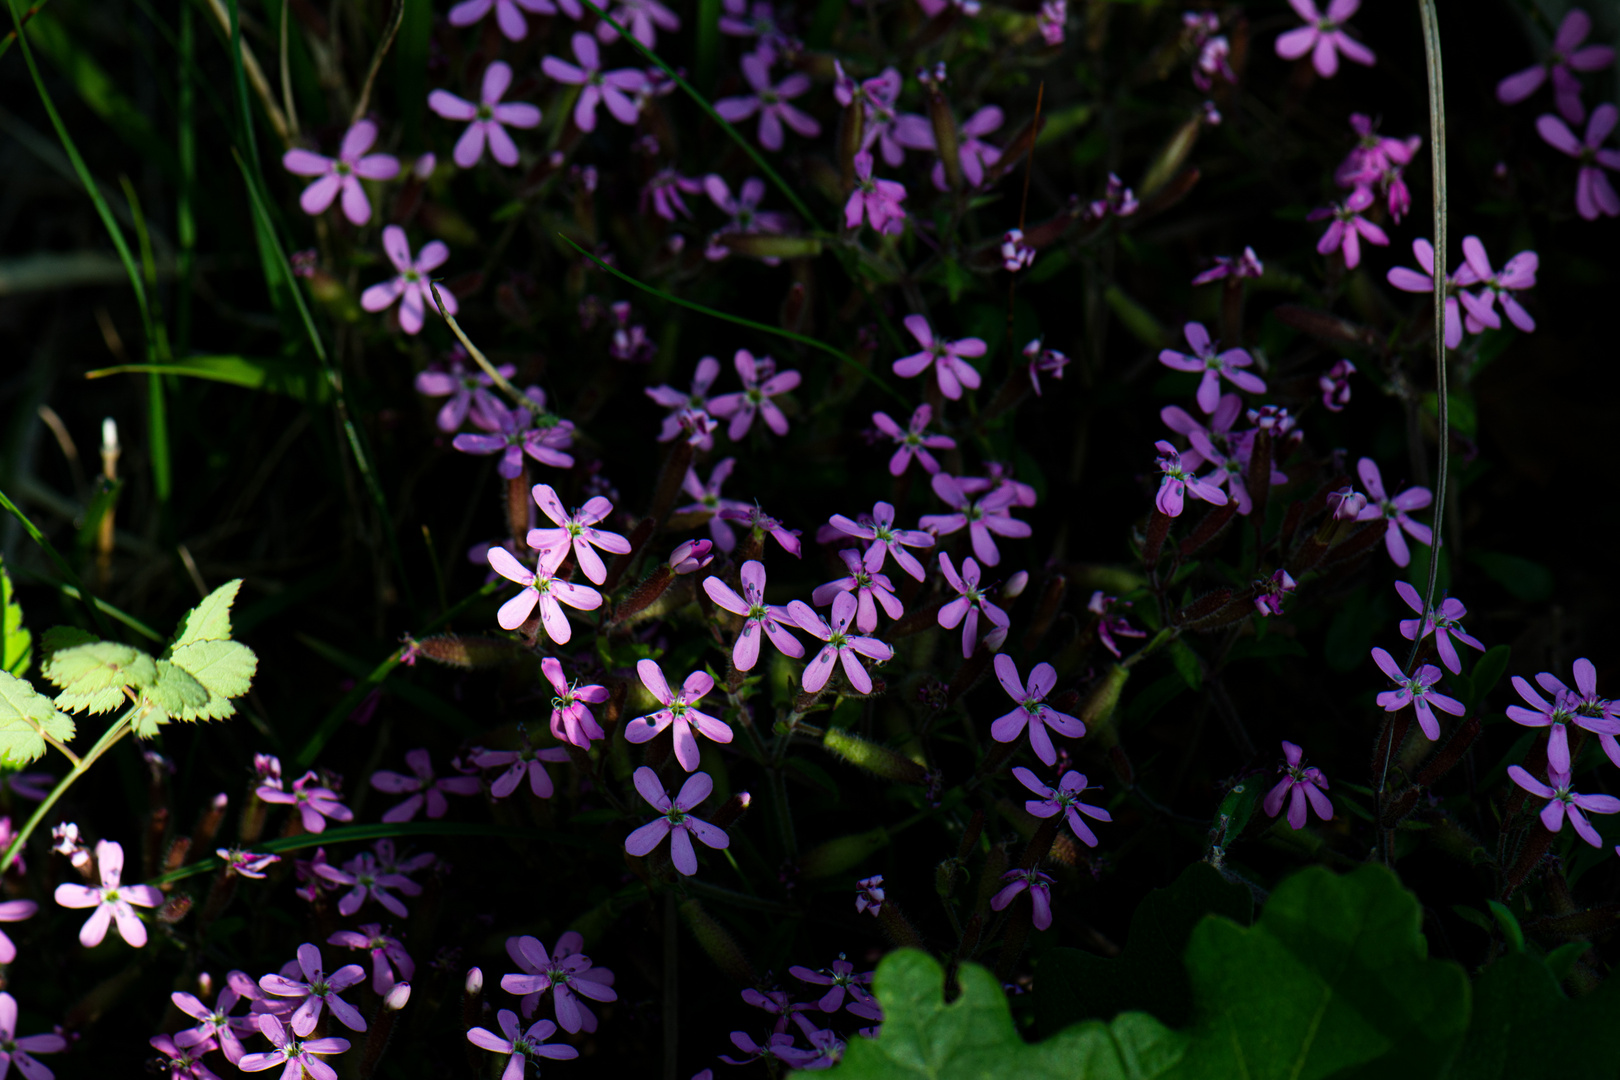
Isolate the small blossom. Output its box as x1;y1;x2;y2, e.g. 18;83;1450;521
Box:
718;504;803;558
370;749;482;823
1023;338;1070;396
1308;185;1388;268
993;656;1085;766
704;561;805;671
486;546;603;641
1158;322;1266;414
919;473;1030;567
1037;0;1066;46
709;350;801;439
624;768;730;876
1393;581;1483;675
704;175;793;260
989;868;1055;930
150;1033;219;1080
447;0;567;42
452;400;578;478
259;943;368;1036
830;500;936;581
845;151;907;235
542;657;609;749
594;0;681;49
0;900;35;964
415;351;513;433
716;48;821;151
1353;458;1432;568
677;459;750;551
1456;236;1539;333
721;1031;820;1068
1275;0;1375;79
281;121;399;226
647;357;722;441
1087;172;1138;219
473;729;572;799
789;592;895;694
1262;741;1333;829
1000;228;1036;272
871;405;955;476
1327;485;1367;520
171;974;260;1064
329;926;414;995
854;875;884;916
1153;440;1228;517
1319;359;1356;412
936;553;1011;659
1371;646;1465;740
217;848;280;879
1497;9;1614;126
316;851;423;919
1088;592;1146;657
898;103;1004;190
892;314;985;400
668;539;716;575
238;1014;350;1079
360;226;455;336
1507;675;1620;775
0;993;66;1079
526;484;632;585
429;62;541;169
790;958;880;1020
500;933;618;1033
1254;570;1297;616
1509;765;1620;846
1386;238;1471;349
53;841;164;947
642;168;704;221
1014;766;1110;845
812;548;904;634
542;33;648;132
625;660;733;771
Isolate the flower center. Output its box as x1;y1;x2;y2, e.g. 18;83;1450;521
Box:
829;629;850;649
747;602;769;621
336;161;352;176
404;270;421;283
477;103;494;121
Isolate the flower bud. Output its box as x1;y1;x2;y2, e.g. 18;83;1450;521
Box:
822;729;930;785
679;899;755;985
384;983;412;1011
464;967;483;997
668;539;714;574
1079;666;1130;748
1002;570;1029;599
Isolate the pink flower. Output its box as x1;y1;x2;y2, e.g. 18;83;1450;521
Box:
625;659;733;771
150;1033;219;1080
716;48;820;151
1000;228;1035;272
259;943;368;1036
721;0;787;44
854;875;885;916
526;484;632;584
893;314;985;399
989;868;1055;930
53;839;163;947
281;120;399;226
1254;569;1297;616
1023;338;1070;396
789;592;895;694
1319;359;1355;412
1353;458;1431;567
1371;646;1464;741
315;851;423;919
1088;592;1146;657
594;0;680;49
1038;0;1067;46
936;553;1010;658
812;549;904;634
930;107;1004;190
920;473;1030;567
845;151;907;235
1262;741;1333;829
328;925;414;995
1508;765;1620;847
1536;105;1620;220
0;899;35;964
452;399;578;478
1157;322;1266;414
1393;580;1483;675
542;657;610;749
542;33;648;133
171;973;261;1064
428;62;542;169
1506;676;1620;775
415;352;513;433
1456;236;1538;332
0;993;66;1079
668;539;716;575
500;932;617;1033
872;405;954;476
677;458;750;551
709;350;801;439
360;226;455;336
448;0;570;42
473;730;572;799
829;500;936;581
369;749;481;822
1274;0;1375;79
624;768;729;876
468;1011;579;1077
838;65;908;167
486;546;603;641
703;560;805;671
1533;659;1620;768
718;505;802;558
917;0;981;16
1153;440;1228;518
1385;238;1468;349
1014;767;1110;845
992;656;1085;766
642;168;703;221
238;1014;350;1080
647;356;722;440
1308;185;1388;268
1497;9;1614;126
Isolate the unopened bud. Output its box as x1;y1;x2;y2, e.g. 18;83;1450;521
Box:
800;828;889;880
668;539;714;575
1002;570;1029;599
464;967;483;997
1079;666;1130;748
384;983;412;1011
680;899;755;984
935;858;964;897
101;417;120;457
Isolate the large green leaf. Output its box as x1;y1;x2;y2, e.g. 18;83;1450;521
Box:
811;950;1186;1080
168;640;257;721
42;641;157;714
1453;951;1620;1079
0;556;30;676
0;669;74;767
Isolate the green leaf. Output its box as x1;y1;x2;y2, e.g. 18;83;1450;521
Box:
168;639;257;720
1035;862;1253;1033
812;950;1187;1080
169;578;243;650
1466;550;1554;603
1470;645;1511;704
1175;864;1469;1079
0;556;31;676
39;625;96;661
1168;639;1203;690
1453;951;1620;1078
43;641;157;714
0;669;74;766
85;357;331;403
1486;900;1524;953
139;658;209;731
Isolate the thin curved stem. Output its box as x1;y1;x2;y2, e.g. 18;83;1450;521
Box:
2;710;134;872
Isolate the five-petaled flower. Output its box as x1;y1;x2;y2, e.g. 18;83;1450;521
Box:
892;314;986;400
542;657;610;749
812;548;904;634
1508;764;1620;847
625;659;733;771
989;868;1056;930
1536;104;1620;221
1497;8;1615;126
328;925;415;995
1308;185;1388;269
677;458;750;551
992;656;1085;766
1506;674;1620;775
170;973;260;1064
473;728;572;798
428;61;542;169
452;398;578;478
1262;741;1333;829
936;553;1011;658
281;120;399;226
257;772;354;833
646;356;722;441
361;226;456;336
316;850;423;918
788;957;879;1018
0;993;66;1080
829;500;936;580
1533;659;1620;768
370;748;481;823
1353;458;1432;568
500;932;618;1033
487;546;603;641
708;350;801;440
846;151;907;235
149;1033;218;1080
259;943;368;1036
526;484;632;584
1455;236;1539;333
1386;238;1468;349
594;0;680;49
716;48;821;151
448;0;572;42
1013;766;1110;845
468;1011;580;1078
704;560;805;671
871;405;955;476
1371;646;1465;740
789;592;895;694
623;767;730;876
415;352;512;433
542;33;648;133
1275;0;1375;79
238;1014;350;1080
1153;440;1228;518
920;473;1031;568
1158;322;1266;414
1393;581;1484;675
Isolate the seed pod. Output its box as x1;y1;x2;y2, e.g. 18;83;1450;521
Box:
679;899;756;984
823;729;930;785
799;828;890;880
413;635;534;670
1079;665;1130;748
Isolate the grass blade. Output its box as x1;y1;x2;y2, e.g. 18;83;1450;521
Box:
0;485;115;638
86;356;332;403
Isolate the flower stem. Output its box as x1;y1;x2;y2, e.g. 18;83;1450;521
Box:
2;709;135;872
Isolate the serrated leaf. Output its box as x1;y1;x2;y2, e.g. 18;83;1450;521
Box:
43;642;158;715
1;557;31;677
169;639;257;720
39;625;96;662
0;669;75;767
169;578;243;650
148;659;209;713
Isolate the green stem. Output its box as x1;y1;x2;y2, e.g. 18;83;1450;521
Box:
2;709;134;872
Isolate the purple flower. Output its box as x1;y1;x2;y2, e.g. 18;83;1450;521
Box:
1507;675;1620;775
721;0;786;44
1153;440;1228;517
1497;9;1614;126
1536;104;1620;220
845;151;907;235
259;943;368;1036
594;0;680;49
812;549;904;634
1014;766;1110;845
704;561;805;671
1353;458;1432;568
1262;741;1333;829
1386;237;1473;349
500;933;617;1033
542;33;648;133
360;226;455;336
370;749;481;823
677;459;750;551
526;484;632;585
171;975;260;1064
1088;592;1146;657
281;120;399;226
626;659;733;771
473;730;572;799
415;352;512;433
1000;228;1036;272
917;0;981;16
624;768;730;876
468;1011;578;1079
1254;569;1297;616
831;501;937;582
989;868;1055;930
1456;236;1538;333
892;314;985;400
1038;0;1066;46
1158;322;1266;414
992;656;1085;766
896;103;1004;190
1393;581;1483;675
0;900;35;965
1533;659;1620;768
486;546;602;641
0;994;66;1078
708;350;801;439
919;473;1030;567
1371;646;1465;740
1192;246;1263;286
1509;765;1620;847
1319;359;1356;412
238;1015;349;1080
936;553;1011;658
452;400;578;478
1308;185;1388;268
716;48;820;151
854;875;884;916
838;65;907;167
1087;172;1138;219
872;405;954;476
721;1031;821;1068
428;62;542;169
1275;0;1375;79
328;925;414;995
448;0;571;42
718;504;802;559
316;850;423;919
1023;338;1070;396
150;1033;219;1080
1185;429;1255;515
647;356;722;440
789;592;895;694
257;771;353;833
542;658;609;749
668;539;716;575
642;168;703;221
1161;394;1243;471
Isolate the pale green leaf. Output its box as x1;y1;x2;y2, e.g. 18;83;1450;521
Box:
0;556;30;676
169;639;257;720
169;578;244;650
0;669;75;767
44;642;157;714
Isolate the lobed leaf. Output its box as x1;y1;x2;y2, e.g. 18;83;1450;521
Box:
0;669;74;767
169;578;243;650
43;641;158;714
168;639;257;721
